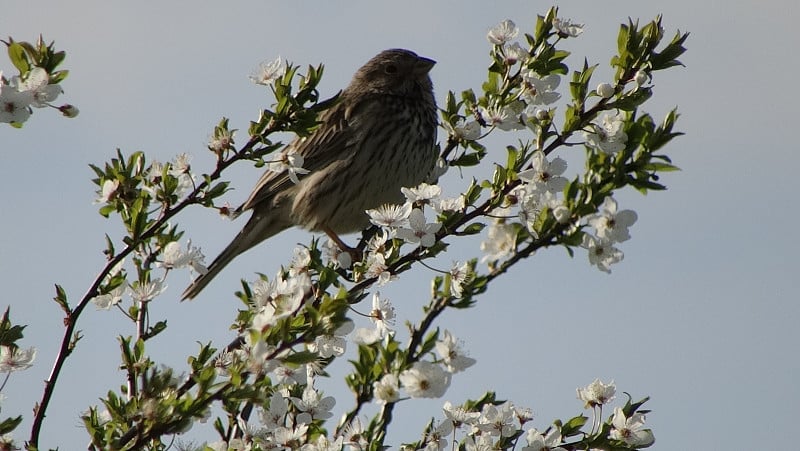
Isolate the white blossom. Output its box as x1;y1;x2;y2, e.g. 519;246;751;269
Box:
250;56;285;86
609;407;655;446
577;378;616;408
487;20;519;45
400;362;451;398
552;17;584;37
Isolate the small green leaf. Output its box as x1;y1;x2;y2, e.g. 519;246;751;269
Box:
460;222;486;236
7;42;30;73
54;284;69;312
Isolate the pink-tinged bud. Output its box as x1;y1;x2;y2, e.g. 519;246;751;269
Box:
59;104;79;118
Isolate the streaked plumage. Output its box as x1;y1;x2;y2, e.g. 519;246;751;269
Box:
183;49;438;300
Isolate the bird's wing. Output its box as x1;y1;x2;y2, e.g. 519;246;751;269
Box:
237;100;356;213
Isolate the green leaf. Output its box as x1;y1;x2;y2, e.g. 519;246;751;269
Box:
451;152;482;167
460;222;485;236
0;308;27;346
143;320;168;340
642;162;680;172
49;69;69;84
561;415;589;436
0;416;23;435
651;31;689;71
7;42;30;73
481;71;500;96
283;351;320;365
54;284;70;312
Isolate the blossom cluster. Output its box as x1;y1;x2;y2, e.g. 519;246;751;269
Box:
0;67;76;125
401;378;652;451
361;182;465;285
90;239;207;310
445;19;641;274
15;8;684;449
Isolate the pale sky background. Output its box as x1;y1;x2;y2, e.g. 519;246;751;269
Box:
2;1;798;450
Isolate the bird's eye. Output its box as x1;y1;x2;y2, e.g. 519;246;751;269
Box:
384;63;398;74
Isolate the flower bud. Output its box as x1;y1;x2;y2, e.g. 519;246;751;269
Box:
59;104;79;118
596;83;615;99
634;70;649;86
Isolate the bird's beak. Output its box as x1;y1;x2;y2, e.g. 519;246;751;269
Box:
414;56;436;75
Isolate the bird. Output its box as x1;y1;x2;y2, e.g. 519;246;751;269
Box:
182;48;438;300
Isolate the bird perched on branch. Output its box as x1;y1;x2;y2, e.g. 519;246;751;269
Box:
183;48;438;300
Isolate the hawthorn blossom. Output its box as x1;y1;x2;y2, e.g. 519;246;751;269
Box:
577;379;616;408
160;240;208;274
443;118;481;141
400;362;451;398
273;364;308;386
250;273;307;330
402;183;442;206
364;251;395;286
322;238;352;269
309;320;353;358
435;330;476;373
395;208;441;248
503;42;528;65
480;222;517;263
609;407;655;446
273;423;309;448
246;341;279;375
338;417;368;450
552;17;585;38
424;420;454;451
128;279;166;303
433;194;466;214
289;246;312;275
291;384;335;424
518;151;568;194
514;406;534;426
588;197;638;242
259;392;289;429
303;434;343;451
94;179;120;204
268;149;309;184
170;152;192;175
250;56;285;86
476;402;517;437
487;20;519;45
581;233;624;273
0;84;33;123
368;292;396;335
522;428;566;451
209;128;235;153
448;261;472;298
583;112;628;154
0;345;36;372
92;285;124;310
442;401;481;428
353;292;396;345
367;202;412;229
373;373;401;404
464;434;495;451
479;103;524;131
18;67;62;107
521;72;561;106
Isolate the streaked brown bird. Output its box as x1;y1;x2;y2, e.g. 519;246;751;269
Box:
182;49;438;300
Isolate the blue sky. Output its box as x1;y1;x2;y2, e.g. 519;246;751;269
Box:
2;1;798;449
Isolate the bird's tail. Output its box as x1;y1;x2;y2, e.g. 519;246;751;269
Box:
181;211;290;300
